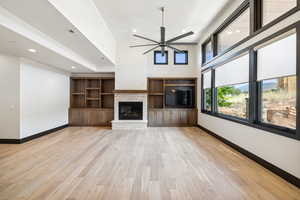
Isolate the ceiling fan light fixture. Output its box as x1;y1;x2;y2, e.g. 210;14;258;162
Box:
129;7;198;55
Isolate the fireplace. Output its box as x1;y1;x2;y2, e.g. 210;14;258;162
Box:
112;92;148;129
119;102;143;120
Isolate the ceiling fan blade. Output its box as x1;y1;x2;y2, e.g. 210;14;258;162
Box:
143;45;160;55
129;44;157;48
133;34;159;44
167;45;184;53
166;31;194;43
161;27;165;43
168;42;198;46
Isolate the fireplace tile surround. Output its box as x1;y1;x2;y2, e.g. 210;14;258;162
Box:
112;92;148;130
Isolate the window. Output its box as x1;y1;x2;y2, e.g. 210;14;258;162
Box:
262;0;297;26
217;83;249;119
174;51;188;65
217;7;250;54
202;40;213;63
260;76;296;129
215;54;250;119
257;31;297;130
202;71;212;111
204;88;212;111
154;51;168;65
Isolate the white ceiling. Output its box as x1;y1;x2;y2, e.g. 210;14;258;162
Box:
0;25;93;73
93;0;230;43
0;0;231;72
0;0;114;71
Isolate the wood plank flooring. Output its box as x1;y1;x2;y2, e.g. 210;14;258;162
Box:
0;127;299;200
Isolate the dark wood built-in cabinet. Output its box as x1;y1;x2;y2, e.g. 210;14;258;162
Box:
148;78;197;127
69;77;115;126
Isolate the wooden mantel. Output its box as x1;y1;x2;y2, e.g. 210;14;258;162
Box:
113;90;148;94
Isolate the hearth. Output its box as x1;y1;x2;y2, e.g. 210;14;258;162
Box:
119;102;143;120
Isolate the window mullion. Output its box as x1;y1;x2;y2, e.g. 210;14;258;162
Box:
201;74;205;111
211;69;217;113
212;35;218;57
296;23;300;139
249;49;258;123
251;0;262;33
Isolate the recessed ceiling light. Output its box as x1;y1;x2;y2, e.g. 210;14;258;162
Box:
227;31;233;35
236;29;241;33
182;29;186;33
71;66;76;69
69;29;75;34
28;49;37;53
132;29;137;33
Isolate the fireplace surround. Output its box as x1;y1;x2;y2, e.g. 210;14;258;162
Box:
112;91;148;129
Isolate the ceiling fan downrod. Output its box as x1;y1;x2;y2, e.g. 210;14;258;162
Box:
129;7;198;55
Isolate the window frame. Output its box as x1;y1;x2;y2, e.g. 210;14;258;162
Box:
201;0;300;67
201;24;300;141
216;82;250;120
154;50;169;65
201;70;214;113
174;50;189;65
201;38;214;64
254;0;299;32
215;2;251;55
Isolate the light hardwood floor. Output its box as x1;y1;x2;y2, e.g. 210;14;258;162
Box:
0;127;299;200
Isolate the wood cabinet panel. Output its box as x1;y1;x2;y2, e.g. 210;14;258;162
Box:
69;108;113;126
148;109;197;127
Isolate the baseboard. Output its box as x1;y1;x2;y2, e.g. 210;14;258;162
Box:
0;124;69;144
196;125;300;189
0;139;21;144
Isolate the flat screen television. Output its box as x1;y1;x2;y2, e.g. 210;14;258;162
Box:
165;86;195;108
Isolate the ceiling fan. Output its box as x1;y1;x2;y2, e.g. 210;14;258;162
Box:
129;7;198;56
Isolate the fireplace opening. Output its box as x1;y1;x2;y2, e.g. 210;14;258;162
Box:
119;102;143;120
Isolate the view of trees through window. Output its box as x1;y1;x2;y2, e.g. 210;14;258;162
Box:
204;88;212;111
217;83;249;119
261;76;296;129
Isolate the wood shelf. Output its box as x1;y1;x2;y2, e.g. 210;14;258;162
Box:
149;93;164;96
86;88;100;90
148;77;197;126
101;93;114;95
72;93;85;95
70;77;115;109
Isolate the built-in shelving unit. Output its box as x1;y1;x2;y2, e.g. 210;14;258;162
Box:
70;77;114;109
148;78;197;127
69;77;115;126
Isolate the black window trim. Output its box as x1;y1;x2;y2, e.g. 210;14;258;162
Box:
201;0;300;67
174;50;189;65
201;22;300;141
201;38;213;64
256;0;299;31
154;50;169;65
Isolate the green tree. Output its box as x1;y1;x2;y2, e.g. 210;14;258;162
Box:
217;86;241;107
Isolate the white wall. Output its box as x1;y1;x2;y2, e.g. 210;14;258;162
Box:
0;54;20;139
197;2;300;178
147;45;197;78
115;40;148;90
115;41;198;90
20;58;69;138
